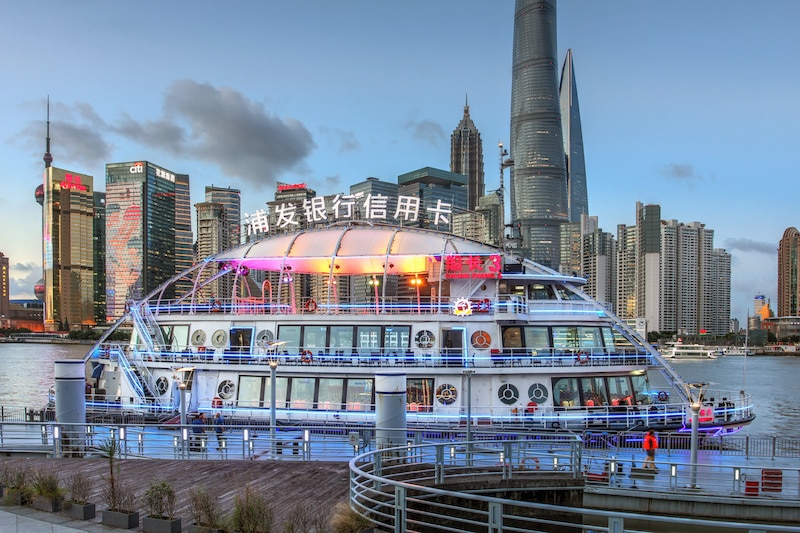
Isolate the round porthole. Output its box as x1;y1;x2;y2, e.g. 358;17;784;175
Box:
256;329;274;345
415;330;435;349
155;377;169;396
211;329;228;348
435;384;458;405
528;383;549;403
498;383;519;405
470;330;491;349
217;380;236;400
191;329;206;346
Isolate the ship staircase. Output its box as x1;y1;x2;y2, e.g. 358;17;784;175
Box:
595;303;689;404
119;303;169;418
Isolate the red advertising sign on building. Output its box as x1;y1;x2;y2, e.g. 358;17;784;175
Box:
444;254;503;279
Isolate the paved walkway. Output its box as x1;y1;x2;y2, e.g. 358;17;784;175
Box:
0;506;118;532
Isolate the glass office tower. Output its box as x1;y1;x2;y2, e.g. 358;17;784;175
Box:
105;161;179;320
509;0;568;268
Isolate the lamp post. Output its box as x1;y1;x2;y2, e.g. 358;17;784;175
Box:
464;369;475;466
179;382;187;426
269;359;278;457
685;382;707;489
369;276;380;314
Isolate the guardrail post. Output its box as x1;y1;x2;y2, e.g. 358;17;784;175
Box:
374;450;383;492
435;445;444;484
394;485;406;533
608;516;624;533
488;501;502;533
52;425;60;458
503;442;512;480
733;467;741;495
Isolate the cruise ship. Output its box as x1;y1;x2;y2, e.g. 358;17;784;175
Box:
85;224;754;433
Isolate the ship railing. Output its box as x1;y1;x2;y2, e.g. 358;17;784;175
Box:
145;294;607;318
135;344;656;370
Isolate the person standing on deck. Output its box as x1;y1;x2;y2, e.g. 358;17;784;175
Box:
214;412;226;450
643;429;658;470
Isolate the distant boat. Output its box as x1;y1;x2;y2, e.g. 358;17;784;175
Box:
721;346;754;356
662;342;718;359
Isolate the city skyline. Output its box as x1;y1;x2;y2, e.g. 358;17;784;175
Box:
1;1;798;326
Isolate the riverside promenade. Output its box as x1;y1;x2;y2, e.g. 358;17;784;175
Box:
0;458;350;532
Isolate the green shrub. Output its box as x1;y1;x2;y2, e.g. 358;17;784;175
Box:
188;486;225;528
230;485;272;533
31;469;63;500
329;501;372;533
144;479;176;519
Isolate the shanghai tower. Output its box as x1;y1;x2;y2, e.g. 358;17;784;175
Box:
509;0;568;268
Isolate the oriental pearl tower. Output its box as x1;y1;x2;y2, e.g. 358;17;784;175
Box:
33;98;53;302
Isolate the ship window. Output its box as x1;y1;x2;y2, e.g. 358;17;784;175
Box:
556;286;584;300
278;325;301;353
330;326;354;350
230;327;253;352
289;377;315;410
263;376;288;409
529;284;556;300
502;327;523;348
318;378;344;410
523;327;551;354
553;378;579;407
608;376;633;406
356;326;381;354
631;374;652;405
579;377;608;406
238;376;264;408
384;326;410;350
303;326;327;351
601;328;616;350
407;378;434;412
345;378;373;411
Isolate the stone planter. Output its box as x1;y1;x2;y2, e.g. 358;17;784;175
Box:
102;509;140;529
2;488;28;506
64;501;96;520
32;495;64;512
143;515;182;533
188;525;226;533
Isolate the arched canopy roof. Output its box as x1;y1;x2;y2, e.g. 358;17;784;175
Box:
214;224;505;276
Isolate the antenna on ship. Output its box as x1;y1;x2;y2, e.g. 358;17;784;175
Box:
741;311;749;395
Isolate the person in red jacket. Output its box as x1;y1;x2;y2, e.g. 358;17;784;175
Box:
643;429;658;470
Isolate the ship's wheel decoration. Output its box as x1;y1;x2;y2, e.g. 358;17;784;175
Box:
435;384;458;405
453;297;473;316
498;384;519;405
217;380;236;400
415;330;435;349
155;377;169;396
528;383;549;403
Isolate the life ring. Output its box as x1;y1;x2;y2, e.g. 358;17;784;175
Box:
212;397;222;409
470;330;491;349
657;391;669;402
575;352;590;365
305;299;317;312
301;350;313;363
525;401;537;414
521;456;540;470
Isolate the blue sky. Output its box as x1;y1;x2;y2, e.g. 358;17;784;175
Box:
1;1;798;326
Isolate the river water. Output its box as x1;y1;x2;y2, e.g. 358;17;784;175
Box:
0;342;795;437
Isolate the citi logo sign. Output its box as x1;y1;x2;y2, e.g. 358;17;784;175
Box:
129;162;144;174
60;173;88;192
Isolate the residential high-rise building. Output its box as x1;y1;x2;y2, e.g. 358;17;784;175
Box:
0;252;9;323
105;161;182;320
42;167;95;331
778;227;800;317
615;203;730;336
559;49;589;223
195;201;230;300
581;221;615;310
509;0;568;268
450;100;484;211
205;185;241;249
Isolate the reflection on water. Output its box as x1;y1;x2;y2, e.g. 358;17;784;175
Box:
0;342;88;407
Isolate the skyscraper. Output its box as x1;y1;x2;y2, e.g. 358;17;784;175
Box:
0;252;9;323
42;167;95;331
509;0;568;268
105;161;182;320
450;100;484;211
205;185;242;249
174;174;194;295
778;227;800;317
195;201;230;300
559;49;589;223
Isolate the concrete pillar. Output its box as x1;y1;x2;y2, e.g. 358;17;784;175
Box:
55;360;87;456
375;372;407;452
